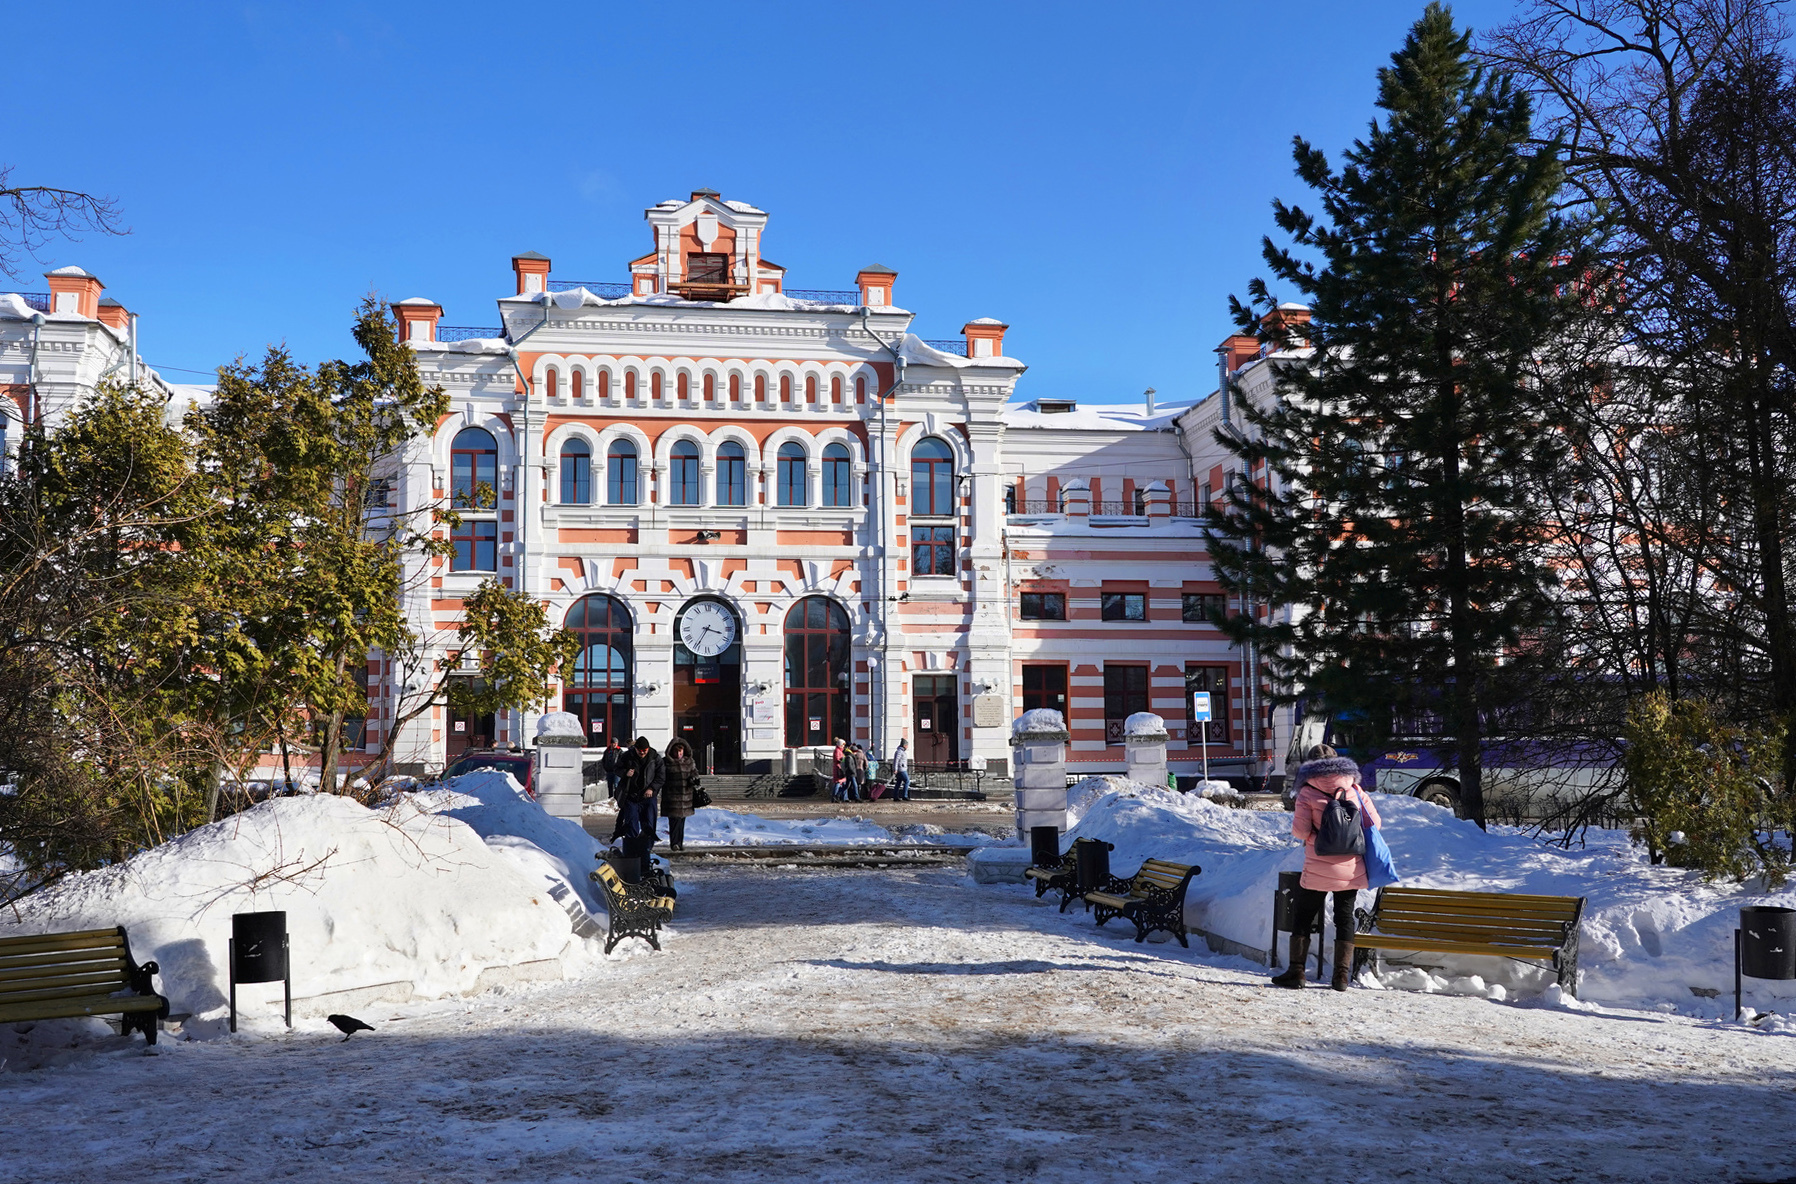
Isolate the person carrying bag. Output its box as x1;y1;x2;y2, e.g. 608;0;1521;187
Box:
1273;744;1387;992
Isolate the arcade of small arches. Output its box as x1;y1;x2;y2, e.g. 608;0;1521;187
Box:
533;355;878;411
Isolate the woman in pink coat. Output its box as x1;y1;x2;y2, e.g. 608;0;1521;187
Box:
1272;745;1380;991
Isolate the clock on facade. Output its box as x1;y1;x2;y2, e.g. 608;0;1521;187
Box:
678;601;737;657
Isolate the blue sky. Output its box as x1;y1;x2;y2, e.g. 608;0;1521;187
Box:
10;1;1518;405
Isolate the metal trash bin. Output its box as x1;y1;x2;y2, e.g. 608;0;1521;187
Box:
606;853;642;885
1075;839;1113;894
229;910;290;1032
1736;905;1796;1019
1029;825;1062;869
1270;870;1325;977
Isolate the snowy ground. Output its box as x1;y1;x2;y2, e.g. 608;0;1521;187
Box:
6;863;1794;1184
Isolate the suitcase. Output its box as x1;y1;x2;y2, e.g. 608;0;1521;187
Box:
869;780;889;801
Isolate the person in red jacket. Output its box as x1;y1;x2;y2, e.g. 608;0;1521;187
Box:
1273;744;1381;992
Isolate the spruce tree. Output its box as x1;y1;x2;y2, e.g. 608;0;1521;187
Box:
1205;3;1601;827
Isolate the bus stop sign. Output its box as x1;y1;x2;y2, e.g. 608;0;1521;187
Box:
1191;692;1212;723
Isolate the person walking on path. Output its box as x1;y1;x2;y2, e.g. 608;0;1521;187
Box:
1273;744;1381;992
845;743;867;803
661;738;700;852
600;736;624;800
618;736;664;863
890;737;911;801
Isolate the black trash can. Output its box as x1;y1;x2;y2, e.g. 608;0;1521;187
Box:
1030;825;1062;869
1274;870;1306;932
229;910;290;1032
1741;906;1796;980
1075;839;1112;893
606;853;642;885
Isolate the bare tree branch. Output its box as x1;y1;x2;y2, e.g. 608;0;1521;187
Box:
0;164;128;280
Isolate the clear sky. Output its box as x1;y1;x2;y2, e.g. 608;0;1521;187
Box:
9;0;1519;405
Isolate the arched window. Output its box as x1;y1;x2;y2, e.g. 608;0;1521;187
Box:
560;440;592;504
831;375;843;404
855;375;867;403
545;367;561;400
652;372;664;401
598;370;610;400
607;440;638;505
729;373;741;402
451;427;497;509
669;440;701;506
755;374;767;403
779;375;792;403
677;372;689;401
911;437;954;516
564;595;632;745
777;442;807;507
571;370;584;401
805;375;818;404
784;596;850;747
716;441;746;506
703;373;715;402
625;370;637;401
822;443;853;507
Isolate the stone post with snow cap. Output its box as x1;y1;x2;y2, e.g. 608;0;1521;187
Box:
1011;708;1071;840
534;712;585;823
1124;712;1169;789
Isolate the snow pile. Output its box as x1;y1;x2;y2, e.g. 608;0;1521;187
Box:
681;807;1001;848
410;769;609;915
0;293;38;320
2;779;606;1030
1124;711;1166;737
1056;785;1796;1016
1013;708;1068;737
535;711;584;740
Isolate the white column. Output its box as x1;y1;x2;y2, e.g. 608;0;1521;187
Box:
1124;711;1169;788
1011;709;1070;839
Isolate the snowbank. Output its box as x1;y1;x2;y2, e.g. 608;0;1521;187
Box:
1055;782;1796;1016
1;776;608;1031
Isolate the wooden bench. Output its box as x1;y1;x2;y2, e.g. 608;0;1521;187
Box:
589;862;676;954
1352;886;1586;996
1024;838;1112;913
1083;858;1201;947
0;926;169;1046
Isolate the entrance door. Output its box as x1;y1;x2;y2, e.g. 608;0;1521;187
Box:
445;698;495;761
912;674;959;765
672;599;743;773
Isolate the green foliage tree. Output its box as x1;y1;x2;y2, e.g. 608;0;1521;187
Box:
1624;691;1791;886
446;579;581;722
1206;3;1602;827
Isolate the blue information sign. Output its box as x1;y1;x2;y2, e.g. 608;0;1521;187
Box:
1191;692;1212;723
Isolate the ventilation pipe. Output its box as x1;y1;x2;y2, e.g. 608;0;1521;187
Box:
1215;347;1230;427
1143;387;1156;417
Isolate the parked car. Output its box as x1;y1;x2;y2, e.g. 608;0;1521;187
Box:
442;748;534;798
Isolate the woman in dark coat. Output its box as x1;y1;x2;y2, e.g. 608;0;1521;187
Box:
661;738;700;852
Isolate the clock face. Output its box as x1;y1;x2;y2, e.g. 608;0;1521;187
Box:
678;601;737;657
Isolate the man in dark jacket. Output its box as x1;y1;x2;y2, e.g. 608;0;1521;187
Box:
600;736;624;800
618;735;664;863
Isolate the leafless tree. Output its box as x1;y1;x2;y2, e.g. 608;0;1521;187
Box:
0;165;127;280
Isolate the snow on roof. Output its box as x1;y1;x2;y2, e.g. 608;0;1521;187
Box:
411;336;509;355
505;286;909;316
47;264;94;277
0;293;40;320
722;200;764;214
395;296;439;306
1002;397;1194;432
900;334;1022;370
967;316;1004;325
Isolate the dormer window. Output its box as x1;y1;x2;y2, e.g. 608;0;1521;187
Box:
687;253;729;284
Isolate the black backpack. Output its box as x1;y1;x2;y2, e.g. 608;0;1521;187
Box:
1315;790;1367;857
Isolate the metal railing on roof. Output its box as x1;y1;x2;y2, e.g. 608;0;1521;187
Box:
1092;501;1147;517
783;288;861;304
437;325;503;342
1009;500;1062;515
922;338;966;354
16;293;50;312
546;280;632;298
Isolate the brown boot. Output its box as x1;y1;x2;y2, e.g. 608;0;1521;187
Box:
1331;941;1355;991
1271;933;1309;988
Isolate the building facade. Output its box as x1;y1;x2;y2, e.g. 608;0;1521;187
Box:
3;192;1303;787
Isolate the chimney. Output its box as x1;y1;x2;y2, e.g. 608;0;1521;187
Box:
96;297;130;333
856;265;896;309
511;251;551;296
391;298;444;344
1260;303;1312;350
963;318;1008;359
45;265;103;319
1143;387;1156;416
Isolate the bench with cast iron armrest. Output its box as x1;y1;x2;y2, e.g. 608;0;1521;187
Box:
1023;838;1113;913
0;926;169;1045
1082;858;1201;946
1351;886;1586;996
589;862;676;954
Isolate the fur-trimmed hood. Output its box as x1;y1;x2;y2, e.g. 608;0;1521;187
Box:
1293;755;1361;784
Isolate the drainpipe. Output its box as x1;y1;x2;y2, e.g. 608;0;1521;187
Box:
502;294;552;744
129;313;138;387
26;313;46;425
860;306;907;760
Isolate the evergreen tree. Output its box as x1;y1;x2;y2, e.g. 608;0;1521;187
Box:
1206;3;1602;827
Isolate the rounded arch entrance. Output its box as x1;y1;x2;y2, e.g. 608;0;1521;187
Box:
563;594;632;745
672;597;743;772
783;596;850;748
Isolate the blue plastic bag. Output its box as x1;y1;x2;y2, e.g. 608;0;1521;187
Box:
1365;823;1400;888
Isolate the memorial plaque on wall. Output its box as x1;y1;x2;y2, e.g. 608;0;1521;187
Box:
972;694;1005;728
